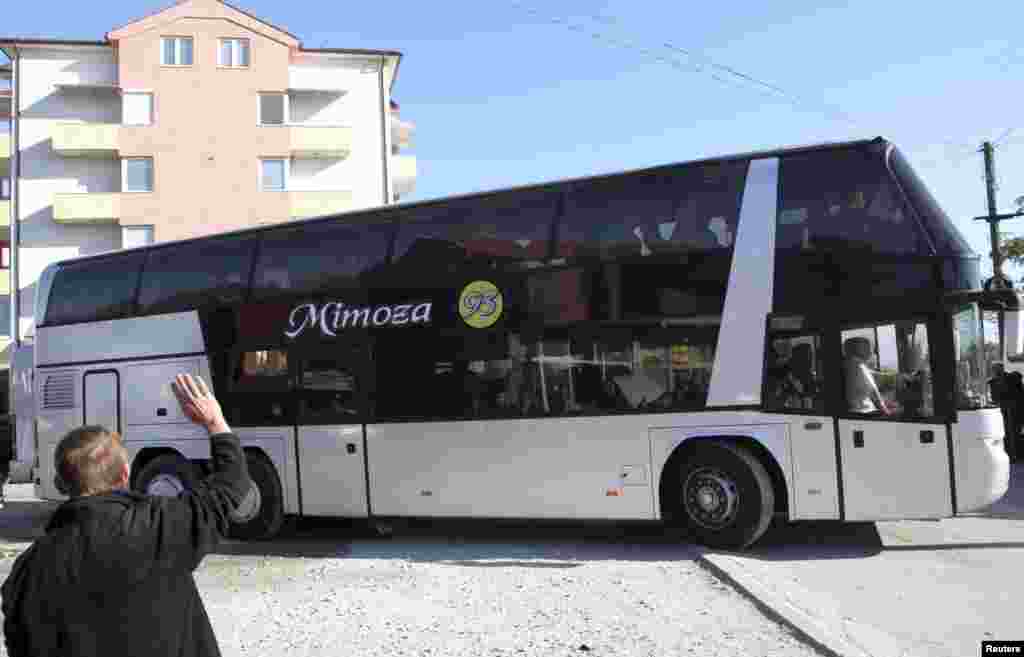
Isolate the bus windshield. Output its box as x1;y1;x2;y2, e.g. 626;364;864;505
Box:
952;304;999;409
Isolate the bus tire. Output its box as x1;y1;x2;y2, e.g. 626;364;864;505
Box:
664;441;774;550
228;452;284;541
134;453;200;498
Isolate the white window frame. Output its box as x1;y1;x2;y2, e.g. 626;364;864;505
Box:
122;158;155;193
122;225;155;249
122;91;154;126
259;158;290;192
257;93;290;126
219;38;251;69
160;36;194;67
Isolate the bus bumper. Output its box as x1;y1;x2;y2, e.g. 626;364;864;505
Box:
955;435;1010;513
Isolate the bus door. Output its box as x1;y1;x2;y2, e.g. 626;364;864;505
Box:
834;319;953;521
83;370;121;434
293;339;373;518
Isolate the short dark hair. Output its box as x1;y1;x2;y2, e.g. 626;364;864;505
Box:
54;426;129;497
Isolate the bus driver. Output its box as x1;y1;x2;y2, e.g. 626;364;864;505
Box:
844;337;893;416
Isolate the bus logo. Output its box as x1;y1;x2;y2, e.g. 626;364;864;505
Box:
459;280;503;329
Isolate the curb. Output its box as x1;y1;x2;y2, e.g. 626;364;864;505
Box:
696;552;861;657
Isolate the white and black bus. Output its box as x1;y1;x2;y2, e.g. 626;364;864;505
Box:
25;137;1017;548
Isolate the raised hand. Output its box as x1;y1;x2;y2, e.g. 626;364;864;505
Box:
172;374;230;435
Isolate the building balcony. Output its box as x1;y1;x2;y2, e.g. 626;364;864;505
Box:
290;126;352;158
393;154;417;200
392;116;414;150
51;122;120;158
290;191;354;218
0;199;9;227
53;193;120;223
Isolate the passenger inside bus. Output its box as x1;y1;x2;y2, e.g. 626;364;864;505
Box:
843;337;892;415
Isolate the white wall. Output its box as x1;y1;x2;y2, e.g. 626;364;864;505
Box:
14;46;122;339
289;55;388;210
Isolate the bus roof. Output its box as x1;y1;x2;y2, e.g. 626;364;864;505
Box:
49;136;890;269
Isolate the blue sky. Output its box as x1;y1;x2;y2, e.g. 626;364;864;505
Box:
4;0;1024;280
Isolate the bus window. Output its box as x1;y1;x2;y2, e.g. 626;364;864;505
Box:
138;238;256;315
44;253;145;326
252;221;392;299
840;321;934;419
777;147;931;256
227;349;295;426
953;305;998;410
297;354;365;424
525;329;718;416
392;191;555;269
763;334;826;413
558;162;747;261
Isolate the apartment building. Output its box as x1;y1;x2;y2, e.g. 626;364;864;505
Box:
1;64;11;368
0;0;417;365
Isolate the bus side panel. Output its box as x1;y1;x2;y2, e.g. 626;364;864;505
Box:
366;415;657;520
648;416;794;521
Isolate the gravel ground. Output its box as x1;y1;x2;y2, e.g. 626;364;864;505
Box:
189;535;825;657
0;496;824;657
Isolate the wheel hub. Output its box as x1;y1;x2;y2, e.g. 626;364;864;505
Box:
683;468;739;530
229;482;262;523
147;473;185;497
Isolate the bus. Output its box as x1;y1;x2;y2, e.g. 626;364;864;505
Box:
24;136;1016;549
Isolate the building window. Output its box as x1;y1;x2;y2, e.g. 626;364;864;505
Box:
219;38;250;68
258;93;288;126
0;241;9;270
260;159;288;191
161;37;194;66
122;225;155;249
122;92;154;126
123;158;154;193
0;177;10;200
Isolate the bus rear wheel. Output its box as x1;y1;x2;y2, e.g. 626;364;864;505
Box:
665;442;774;550
228;452;284;541
134;453;199;498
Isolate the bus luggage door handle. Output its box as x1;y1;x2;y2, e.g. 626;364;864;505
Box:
346;443;357;454
853;430;864;448
920;430;934;444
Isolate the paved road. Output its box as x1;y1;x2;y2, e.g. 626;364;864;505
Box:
704;463;1024;657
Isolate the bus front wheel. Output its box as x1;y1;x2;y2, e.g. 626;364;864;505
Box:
228;451;284;541
664;442;774;550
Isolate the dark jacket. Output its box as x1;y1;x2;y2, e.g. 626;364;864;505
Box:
1;433;251;657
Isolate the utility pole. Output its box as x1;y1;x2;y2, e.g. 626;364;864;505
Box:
974;140;1024;290
983;141;1004;285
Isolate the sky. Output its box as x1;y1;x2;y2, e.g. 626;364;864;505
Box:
4;0;1024;281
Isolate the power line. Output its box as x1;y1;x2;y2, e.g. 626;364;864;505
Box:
510;3;867;130
993;127;1016;149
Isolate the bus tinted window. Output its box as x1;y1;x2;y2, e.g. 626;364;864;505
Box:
777;147;931;255
558;162;747;260
252;221;393;299
44;253;144;326
374;327;718;421
889;147;973;256
392;190;557;266
138;238;256;314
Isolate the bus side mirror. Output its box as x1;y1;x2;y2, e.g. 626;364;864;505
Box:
1006;310;1024;360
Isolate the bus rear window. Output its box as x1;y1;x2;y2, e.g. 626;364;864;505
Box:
44;254;144;326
